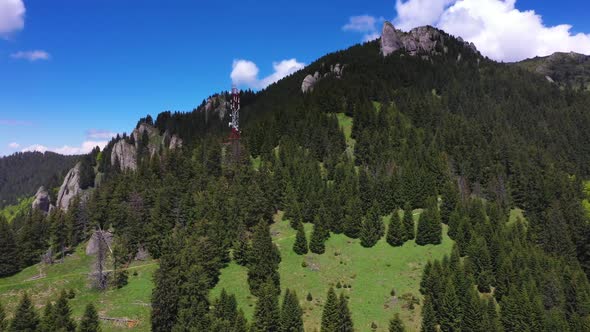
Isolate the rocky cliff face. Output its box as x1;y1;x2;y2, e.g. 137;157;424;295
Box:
32;186;53;213
111;140;137;171
301;63;345;93
56;163;83;211
380;21;478;58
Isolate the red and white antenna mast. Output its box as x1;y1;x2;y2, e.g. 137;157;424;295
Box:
229;85;240;139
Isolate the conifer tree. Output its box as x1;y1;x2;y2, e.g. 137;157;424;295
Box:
416;200;442;246
54;290;76;331
293;222;308;255
461;287;485;332
386;210;405;247
420;295;436;332
253;281;280;332
360;204;384;248
320;287;339;332
39;302;56;332
10;293;40;332
0;216;19;277
439;279;460;332
0;302;6;332
337;293;354;332
484;297;501;332
233;310;248;332
388;313;405;332
280;289;304;332
309;216;328;255
233;225;250;266
78;303;101;332
343;197;363;239
402;203;415;241
248;220;281;296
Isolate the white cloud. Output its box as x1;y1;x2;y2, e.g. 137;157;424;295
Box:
86;129;117;140
392;0;590;62
231;58;305;89
8;142;19;149
343;15;385;42
21;140;108;155
0;0;25;38
11;50;51;61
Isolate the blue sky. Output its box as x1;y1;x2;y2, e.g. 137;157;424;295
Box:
1;0;589;156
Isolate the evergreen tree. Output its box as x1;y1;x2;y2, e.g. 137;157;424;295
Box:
78;303;101;332
386;210;405;247
10;293;40;332
39;302;56;332
343;197;363;239
461;287;485;332
421;295;437;332
402;203;415;241
309;217;327;255
0;302;6;332
0;216;19;277
416;200;442;246
293;222;308;255
233;226;250;266
320;287;339;332
337;293;354;332
360;203;384;248
54;290;76;332
248;220;281;296
280;289;304;332
233;310;248;332
388;313;405;332
253;281;280;332
439;279;460;332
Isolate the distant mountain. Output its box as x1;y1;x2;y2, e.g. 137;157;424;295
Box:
516;52;590;91
0;151;79;208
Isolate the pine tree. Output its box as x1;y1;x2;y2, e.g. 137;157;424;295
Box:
233;310;248;332
402;203;415;241
388;313;405;332
39;302;56;332
78;303;101;332
343;197;363;239
54;290;76;331
309;217;327;255
461;287;485;332
233;226;250;266
293;223;308;255
10;293;40;332
420;295;436;332
484;297;501;332
0;216;19;277
320;287;339;332
386;210;405;247
416;200;442;246
253;281;280;332
439;279;460;332
0;302;6;332
360;203;384;248
280;289;304;332
337;293;354;332
248;220;281;296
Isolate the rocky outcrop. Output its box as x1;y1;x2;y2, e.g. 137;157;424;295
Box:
111;140;137;171
86;230;114;256
204;94;230;120
32;186;52;213
380;21;478;58
301;63;345;93
169;135;183;149
56;163;83;211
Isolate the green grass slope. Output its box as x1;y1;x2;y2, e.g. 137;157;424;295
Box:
0;246;156;331
0;197;33;222
212;211;454;331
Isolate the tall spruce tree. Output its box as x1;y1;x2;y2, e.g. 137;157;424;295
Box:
337;293;354;332
248;220;281;296
0;302;6;332
402;203;415;241
10;293;40;332
386;210;405;247
54;290;76;332
360;203;384;248
416;200;442;246
293;222;308;255
439;279;461;332
78;303;101;332
421;295;437;332
0;216;19;277
343;197;363;239
253;281;280;332
388;313;405;332
39;302;56;332
320;287;339;332
309;216;327;254
280;289;304;332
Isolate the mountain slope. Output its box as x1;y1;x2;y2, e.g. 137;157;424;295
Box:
516;52;590;91
0;152;79;208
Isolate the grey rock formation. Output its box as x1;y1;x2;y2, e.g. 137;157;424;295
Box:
302;72;320;93
56;163;83;211
204;95;229;120
86;230;114;256
111;140;137;171
132;123;159;156
381;21;402;56
301;64;345;93
169;135;183;149
32;186;52;213
380;21;478;58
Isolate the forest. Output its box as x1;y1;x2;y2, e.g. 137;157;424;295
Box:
1;27;590;331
